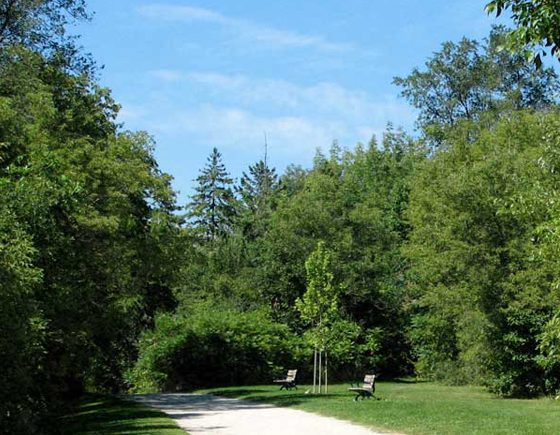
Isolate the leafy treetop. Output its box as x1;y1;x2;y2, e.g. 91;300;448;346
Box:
486;1;560;67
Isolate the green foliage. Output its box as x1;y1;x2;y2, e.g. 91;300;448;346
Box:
128;304;306;392
7;12;560;433
188;147;237;241
0;202;45;433
314;321;384;378
0;1;89;51
486;1;560;67
296;241;339;329
0;37;182;433
236;159;278;239
238;134;421;376
394;26;559;143
537;313;560;395
405;111;560;395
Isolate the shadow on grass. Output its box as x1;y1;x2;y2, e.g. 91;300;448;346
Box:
203;388;266;398
382;378;424;384
60;394;183;434
206;390;344;407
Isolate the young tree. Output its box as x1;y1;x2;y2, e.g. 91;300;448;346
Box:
296;241;341;393
188;147;236;241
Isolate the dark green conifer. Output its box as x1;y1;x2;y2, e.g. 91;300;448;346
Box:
188;147;236;240
236;159;278;238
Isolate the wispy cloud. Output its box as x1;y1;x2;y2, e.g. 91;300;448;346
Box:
144;105;337;158
148;70;415;127
138;4;352;52
149;69;183;83
135;70;416;161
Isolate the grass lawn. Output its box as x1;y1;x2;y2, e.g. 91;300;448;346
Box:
199;381;560;435
59;394;185;434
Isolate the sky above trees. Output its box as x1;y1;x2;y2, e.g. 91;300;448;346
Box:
75;0;511;202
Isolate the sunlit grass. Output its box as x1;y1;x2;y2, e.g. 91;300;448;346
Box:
59;394;185;435
199;381;560;434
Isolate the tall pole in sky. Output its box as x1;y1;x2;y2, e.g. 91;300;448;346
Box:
263;131;268;167
263;131;270;198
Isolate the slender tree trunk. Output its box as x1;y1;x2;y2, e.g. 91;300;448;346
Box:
318;350;322;394
325;351;328;394
313;348;317;394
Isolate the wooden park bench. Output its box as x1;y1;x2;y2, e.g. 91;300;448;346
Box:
273;369;298;390
348;374;376;401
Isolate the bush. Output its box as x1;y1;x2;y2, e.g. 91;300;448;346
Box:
537;313;560;396
128;306;306;392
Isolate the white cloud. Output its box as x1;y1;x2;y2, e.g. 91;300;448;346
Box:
149;69;183;83
138;4;352;52
139;4;228;24
136;71;416;159
146;105;334;156
153;71;415;127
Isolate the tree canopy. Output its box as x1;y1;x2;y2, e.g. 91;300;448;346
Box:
6;6;560;432
394;26;559;143
486;0;560;67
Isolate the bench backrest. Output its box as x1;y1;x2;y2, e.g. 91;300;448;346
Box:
286;369;297;381
362;374;375;390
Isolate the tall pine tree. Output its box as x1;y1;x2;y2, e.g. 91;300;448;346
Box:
188;147;236;240
236;159;278;238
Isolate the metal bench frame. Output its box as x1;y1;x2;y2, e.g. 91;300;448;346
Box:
273;369;298;390
348;374;376;401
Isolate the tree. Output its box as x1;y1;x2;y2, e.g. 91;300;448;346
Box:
394;26;559;143
486;1;560;67
0;203;44;433
188;147;236;241
405;111;560;396
252;134;421;376
236;159;278;238
0;0;88;50
0;42;183;430
296;241;341;393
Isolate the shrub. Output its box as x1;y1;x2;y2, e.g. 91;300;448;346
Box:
128;306;306;392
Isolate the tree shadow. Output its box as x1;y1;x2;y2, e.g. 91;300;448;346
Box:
206;390;346;407
60;394;183;434
383;378;424;384
132;390;349;412
204;388;269;398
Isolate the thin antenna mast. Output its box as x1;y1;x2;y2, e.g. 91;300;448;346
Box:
263;131;268;167
262;131;270;200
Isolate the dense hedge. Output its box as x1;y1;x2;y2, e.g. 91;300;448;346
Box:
128;308;307;392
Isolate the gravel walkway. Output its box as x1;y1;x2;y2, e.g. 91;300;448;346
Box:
130;393;390;435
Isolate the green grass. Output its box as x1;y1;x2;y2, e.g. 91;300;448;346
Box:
198;381;560;434
59;394;185;435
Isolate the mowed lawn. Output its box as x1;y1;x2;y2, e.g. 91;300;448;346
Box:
59;394;185;435
199;381;560;435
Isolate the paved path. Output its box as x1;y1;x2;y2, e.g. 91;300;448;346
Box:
130;393;390;435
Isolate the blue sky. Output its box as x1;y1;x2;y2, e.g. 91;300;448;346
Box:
76;0;504;203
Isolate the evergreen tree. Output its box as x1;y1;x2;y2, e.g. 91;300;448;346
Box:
236;159;278;238
188;147;236;240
